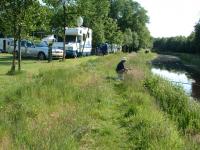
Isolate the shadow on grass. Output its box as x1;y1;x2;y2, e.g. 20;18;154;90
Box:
0;61;12;66
0;55;12;66
106;76;118;81
0;54;49;66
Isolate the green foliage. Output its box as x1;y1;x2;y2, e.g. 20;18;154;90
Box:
104;18;123;45
153;36;192;53
0;0;51;72
0;0;48;38
43;0;152;50
194;20;200;53
77;0;110;46
176;53;200;71
1;0;152;51
144;76;200;133
153;19;200;54
110;0;152;50
138;26;153;49
124;28;133;47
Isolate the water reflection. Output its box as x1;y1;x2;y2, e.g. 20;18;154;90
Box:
151;68;200;99
152;68;194;94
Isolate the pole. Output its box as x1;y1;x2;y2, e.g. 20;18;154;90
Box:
63;3;66;61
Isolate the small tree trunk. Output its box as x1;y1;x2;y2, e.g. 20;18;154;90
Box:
11;38;17;72
48;43;52;63
18;27;21;71
62;4;66;61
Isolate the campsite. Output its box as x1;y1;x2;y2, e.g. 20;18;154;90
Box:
0;0;200;149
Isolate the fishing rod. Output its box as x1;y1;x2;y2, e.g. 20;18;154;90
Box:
168;80;200;87
126;68;200;87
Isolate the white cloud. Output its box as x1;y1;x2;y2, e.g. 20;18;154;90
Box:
135;0;200;37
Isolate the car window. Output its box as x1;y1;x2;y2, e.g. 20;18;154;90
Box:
21;41;26;47
27;41;33;47
36;43;48;47
10;41;14;46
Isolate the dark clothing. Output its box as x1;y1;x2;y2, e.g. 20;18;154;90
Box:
116;61;125;72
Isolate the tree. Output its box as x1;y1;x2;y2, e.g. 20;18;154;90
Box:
43;0;152;51
43;0;78;60
132;31;139;50
0;0;47;73
194;20;200;53
77;0;110;47
123;28;133;52
104;18;123;47
110;0;152;50
138;26;153;49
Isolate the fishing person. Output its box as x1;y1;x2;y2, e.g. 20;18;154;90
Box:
116;57;128;80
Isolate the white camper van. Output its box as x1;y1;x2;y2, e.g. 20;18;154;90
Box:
53;27;92;57
0;38;13;53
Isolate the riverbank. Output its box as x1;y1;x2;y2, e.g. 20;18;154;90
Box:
155;51;200;73
150;54;200;100
0;52;200;149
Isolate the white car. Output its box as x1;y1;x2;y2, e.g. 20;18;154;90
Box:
7;40;63;60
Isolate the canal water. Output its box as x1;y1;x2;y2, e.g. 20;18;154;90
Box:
151;55;200;100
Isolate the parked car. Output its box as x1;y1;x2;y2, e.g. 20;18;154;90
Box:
96;43;122;55
7;40;63;60
52;42;77;58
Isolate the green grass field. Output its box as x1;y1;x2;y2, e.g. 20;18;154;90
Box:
0;52;200;149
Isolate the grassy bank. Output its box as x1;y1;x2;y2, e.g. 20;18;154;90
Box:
155;51;200;72
174;53;200;72
0;52;200;149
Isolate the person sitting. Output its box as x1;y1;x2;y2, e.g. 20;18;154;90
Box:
116;57;128;80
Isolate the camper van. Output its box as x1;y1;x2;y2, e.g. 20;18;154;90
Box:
53;27;92;57
0;38;13;53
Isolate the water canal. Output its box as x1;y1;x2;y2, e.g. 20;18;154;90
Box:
151;55;200;100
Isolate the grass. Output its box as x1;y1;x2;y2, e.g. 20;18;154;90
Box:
174;53;200;72
0;52;200;149
144;76;200;149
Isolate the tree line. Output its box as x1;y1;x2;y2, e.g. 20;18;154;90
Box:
153;20;200;54
0;0;152;73
42;0;153;51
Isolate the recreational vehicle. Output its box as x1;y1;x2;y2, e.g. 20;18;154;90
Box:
0;38;13;53
53;27;92;57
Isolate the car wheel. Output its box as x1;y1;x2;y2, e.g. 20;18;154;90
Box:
38;52;46;60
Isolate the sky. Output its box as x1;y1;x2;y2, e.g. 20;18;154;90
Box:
135;0;200;38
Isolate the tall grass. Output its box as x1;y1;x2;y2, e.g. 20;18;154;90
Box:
144;76;200;131
0;52;199;149
144;75;200;148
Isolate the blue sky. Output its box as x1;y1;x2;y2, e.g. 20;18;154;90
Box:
135;0;200;37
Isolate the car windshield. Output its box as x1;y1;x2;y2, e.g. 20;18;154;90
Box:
36;42;48;47
66;35;76;43
27;41;34;47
